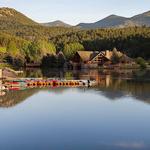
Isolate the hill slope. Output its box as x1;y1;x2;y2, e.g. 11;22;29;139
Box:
130;11;150;26
0;7;38;26
0;7;77;40
42;20;71;27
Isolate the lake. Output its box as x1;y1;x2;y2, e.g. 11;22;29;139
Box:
0;69;150;150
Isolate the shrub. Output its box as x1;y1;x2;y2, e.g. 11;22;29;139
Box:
41;54;57;68
136;57;147;69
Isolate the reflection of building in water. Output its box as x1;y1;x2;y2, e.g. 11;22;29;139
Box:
74;69;112;87
0;69;150;107
105;75;111;87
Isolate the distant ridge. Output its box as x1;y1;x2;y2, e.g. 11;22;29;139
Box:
76;11;150;29
41;20;72;27
130;11;150;26
0;7;150;29
77;15;128;29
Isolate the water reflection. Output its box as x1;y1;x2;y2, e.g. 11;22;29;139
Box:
0;69;150;107
0;69;150;150
0;89;39;107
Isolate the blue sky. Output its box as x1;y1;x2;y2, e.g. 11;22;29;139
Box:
0;0;150;25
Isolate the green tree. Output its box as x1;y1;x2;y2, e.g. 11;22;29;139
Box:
28;41;41;62
38;40;56;56
27;40;56;63
63;42;84;59
6;41;19;56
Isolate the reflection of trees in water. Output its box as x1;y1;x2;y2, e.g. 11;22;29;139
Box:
121;80;150;102
0;88;72;108
0;69;150;107
132;69;150;80
0;89;40;108
22;68;150;80
73;69;150;103
1;79;150;108
65;72;73;80
96;79;150;103
22;69;43;78
41;68;63;78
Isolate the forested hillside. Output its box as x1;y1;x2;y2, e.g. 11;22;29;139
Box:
50;27;150;59
0;7;150;68
0;7;77;40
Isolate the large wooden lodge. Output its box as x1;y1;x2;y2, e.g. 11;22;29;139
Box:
71;50;134;69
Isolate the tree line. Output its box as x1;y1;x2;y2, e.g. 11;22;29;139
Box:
0;26;150;68
50;27;150;59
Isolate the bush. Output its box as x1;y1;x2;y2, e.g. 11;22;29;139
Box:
4;55;25;68
41;54;57;68
13;57;25;68
136;57;147;69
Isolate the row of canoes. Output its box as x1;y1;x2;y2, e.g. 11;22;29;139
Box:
3;79;94;91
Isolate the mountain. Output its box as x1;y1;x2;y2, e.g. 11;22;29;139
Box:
130;11;150;26
42;20;71;27
0;7;38;26
0;7;150;30
76;11;150;29
0;7;76;40
77;15;128;29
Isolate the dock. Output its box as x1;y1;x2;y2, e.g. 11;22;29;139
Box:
1;78;96;91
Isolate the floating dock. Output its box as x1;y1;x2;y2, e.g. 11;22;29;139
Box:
2;79;96;91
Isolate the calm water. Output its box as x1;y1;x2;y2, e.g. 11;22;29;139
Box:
0;69;150;150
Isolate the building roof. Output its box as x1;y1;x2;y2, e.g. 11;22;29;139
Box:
75;50;132;63
119;54;133;62
100;50;113;60
77;51;99;61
